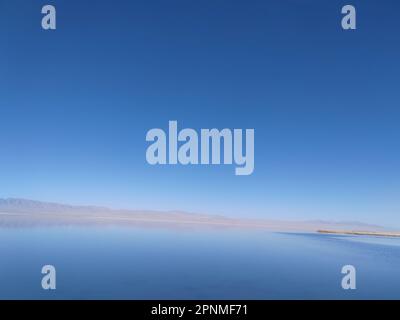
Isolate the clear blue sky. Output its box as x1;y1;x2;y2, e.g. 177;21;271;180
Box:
1;0;399;226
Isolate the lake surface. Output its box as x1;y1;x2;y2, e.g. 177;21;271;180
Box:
1;226;399;299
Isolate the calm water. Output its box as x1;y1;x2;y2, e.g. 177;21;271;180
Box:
0;226;400;299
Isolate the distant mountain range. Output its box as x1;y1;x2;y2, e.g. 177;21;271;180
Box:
0;198;389;232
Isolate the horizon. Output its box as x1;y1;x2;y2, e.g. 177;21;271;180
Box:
0;197;392;230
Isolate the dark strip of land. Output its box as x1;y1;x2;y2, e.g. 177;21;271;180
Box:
318;230;400;237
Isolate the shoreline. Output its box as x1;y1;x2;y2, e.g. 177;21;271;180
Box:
317;230;400;238
0;211;395;235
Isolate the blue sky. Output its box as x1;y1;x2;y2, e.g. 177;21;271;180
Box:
1;0;399;226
